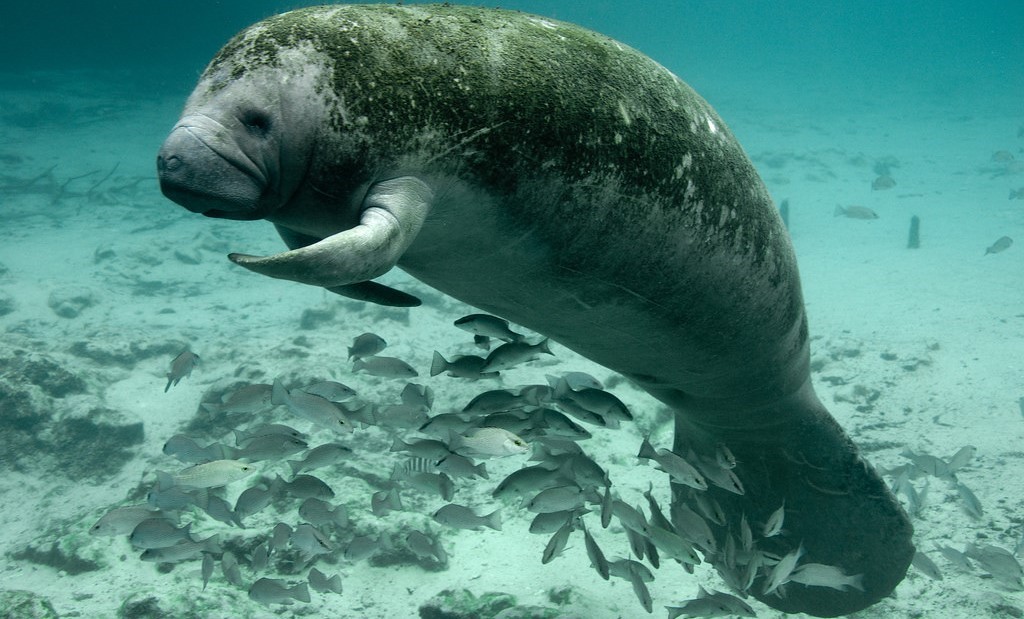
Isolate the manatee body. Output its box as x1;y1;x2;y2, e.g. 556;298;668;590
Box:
157;5;913;615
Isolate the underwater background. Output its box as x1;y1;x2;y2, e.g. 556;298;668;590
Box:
0;1;1021;617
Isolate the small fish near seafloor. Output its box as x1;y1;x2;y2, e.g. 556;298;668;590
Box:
834;205;879;219
165;350;199;392
984;236;1013;255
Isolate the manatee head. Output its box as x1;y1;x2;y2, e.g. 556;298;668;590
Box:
156;24;337;221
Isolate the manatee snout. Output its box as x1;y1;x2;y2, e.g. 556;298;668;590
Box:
157;121;265;219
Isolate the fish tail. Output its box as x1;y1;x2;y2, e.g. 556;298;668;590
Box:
271;379;289;407
637;436;658;461
291;582;311;603
156;470;174;491
485;509;502;531
429;351;448;377
833;205;845;217
287;459;303;476
537;338;554;356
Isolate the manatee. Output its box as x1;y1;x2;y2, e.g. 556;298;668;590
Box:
156;5;913;616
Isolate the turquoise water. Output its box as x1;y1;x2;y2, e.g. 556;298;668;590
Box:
1;2;1022;618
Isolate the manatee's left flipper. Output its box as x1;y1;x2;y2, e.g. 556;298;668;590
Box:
229;177;433;288
325;282;421;307
271;224;421;307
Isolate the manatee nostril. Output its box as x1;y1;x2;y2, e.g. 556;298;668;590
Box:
158;154;183;172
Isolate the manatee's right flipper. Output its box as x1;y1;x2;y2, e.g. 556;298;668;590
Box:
246;180;431;307
670;385;913;617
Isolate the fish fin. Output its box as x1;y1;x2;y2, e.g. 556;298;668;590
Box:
156;471;174;491
271;379;288;407
486;509;503;531
429;351;448;377
637;436;658;461
291;582;311;603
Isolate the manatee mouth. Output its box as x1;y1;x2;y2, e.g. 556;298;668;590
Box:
157;119;268;219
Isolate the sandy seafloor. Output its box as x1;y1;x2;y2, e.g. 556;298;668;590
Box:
0;14;1022;619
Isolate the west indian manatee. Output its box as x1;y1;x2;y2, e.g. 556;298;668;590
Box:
156;5;913;615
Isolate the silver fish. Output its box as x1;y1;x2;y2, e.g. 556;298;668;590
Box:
640;523;701;565
251;541;270;572
140;534;219;563
763;501;785;537
529;509;586;535
542;520;574;564
373;403;430;428
233;434;307;461
165;350;199;392
450;427;529;458
274;474;335;500
234;485;274;522
834;205;879;219
198;494;241;528
436;453;488;479
308;567;343;594
391;437;452;460
162;434;232;464
298;497;349;528
90;505;173;537
291;523;334;561
764;543;805;596
129;519;192;549
157;459;254;489
271;523;292;552
348;332;387;360
147;486;205;511
985;235;1013;255
946;444;976;473
302;380;357;402
433;504;501;531
791;562;866;591
402;382;434;409
430;351;499;380
553;381;632;422
493;465;567;501
608;557;654;582
480;338;554;372
406;530;447;565
671;503;716;554
547;372;603;391
935;544;973;572
910;552;943;581
201;553;214;589
667;586;757;618
582;522;609;580
344;534;385;561
965;543;1023;589
272;379;351;433
957;482;984;519
203;383;273;415
248;577;311;605
462;389;527;414
353;355;418;378
453;313;525;342
234;423;306;446
638;438;707;491
287;442;353;474
222;551;244;587
525;485;587;514
371;487;403;517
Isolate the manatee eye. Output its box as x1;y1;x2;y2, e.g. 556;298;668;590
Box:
240;110;272;135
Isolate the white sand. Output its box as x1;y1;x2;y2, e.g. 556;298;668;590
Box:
0;34;1021;619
